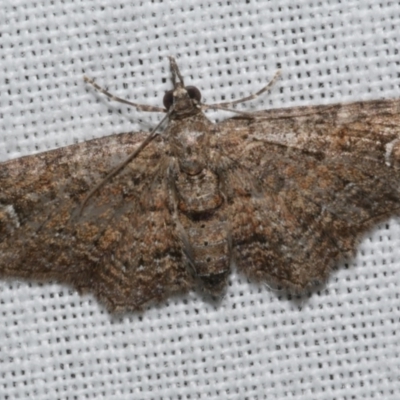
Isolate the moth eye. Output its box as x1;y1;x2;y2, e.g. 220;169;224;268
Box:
163;90;174;110
186;86;201;103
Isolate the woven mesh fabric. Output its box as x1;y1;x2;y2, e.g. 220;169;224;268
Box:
1;1;400;399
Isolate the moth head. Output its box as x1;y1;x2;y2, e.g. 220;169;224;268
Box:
163;85;202;110
164;56;202;115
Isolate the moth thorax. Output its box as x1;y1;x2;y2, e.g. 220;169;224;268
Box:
175;168;223;216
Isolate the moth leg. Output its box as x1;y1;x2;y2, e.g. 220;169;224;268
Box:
83;75;166;113
203;69;281;111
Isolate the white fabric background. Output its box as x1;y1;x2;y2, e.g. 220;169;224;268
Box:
1;1;400;399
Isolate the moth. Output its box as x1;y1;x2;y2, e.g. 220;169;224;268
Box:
1;57;400;313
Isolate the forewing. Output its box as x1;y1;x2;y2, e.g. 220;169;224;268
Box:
217;99;400;290
0;133;193;312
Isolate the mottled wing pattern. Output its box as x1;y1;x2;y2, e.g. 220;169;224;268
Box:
217;99;400;290
0;133;193;312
